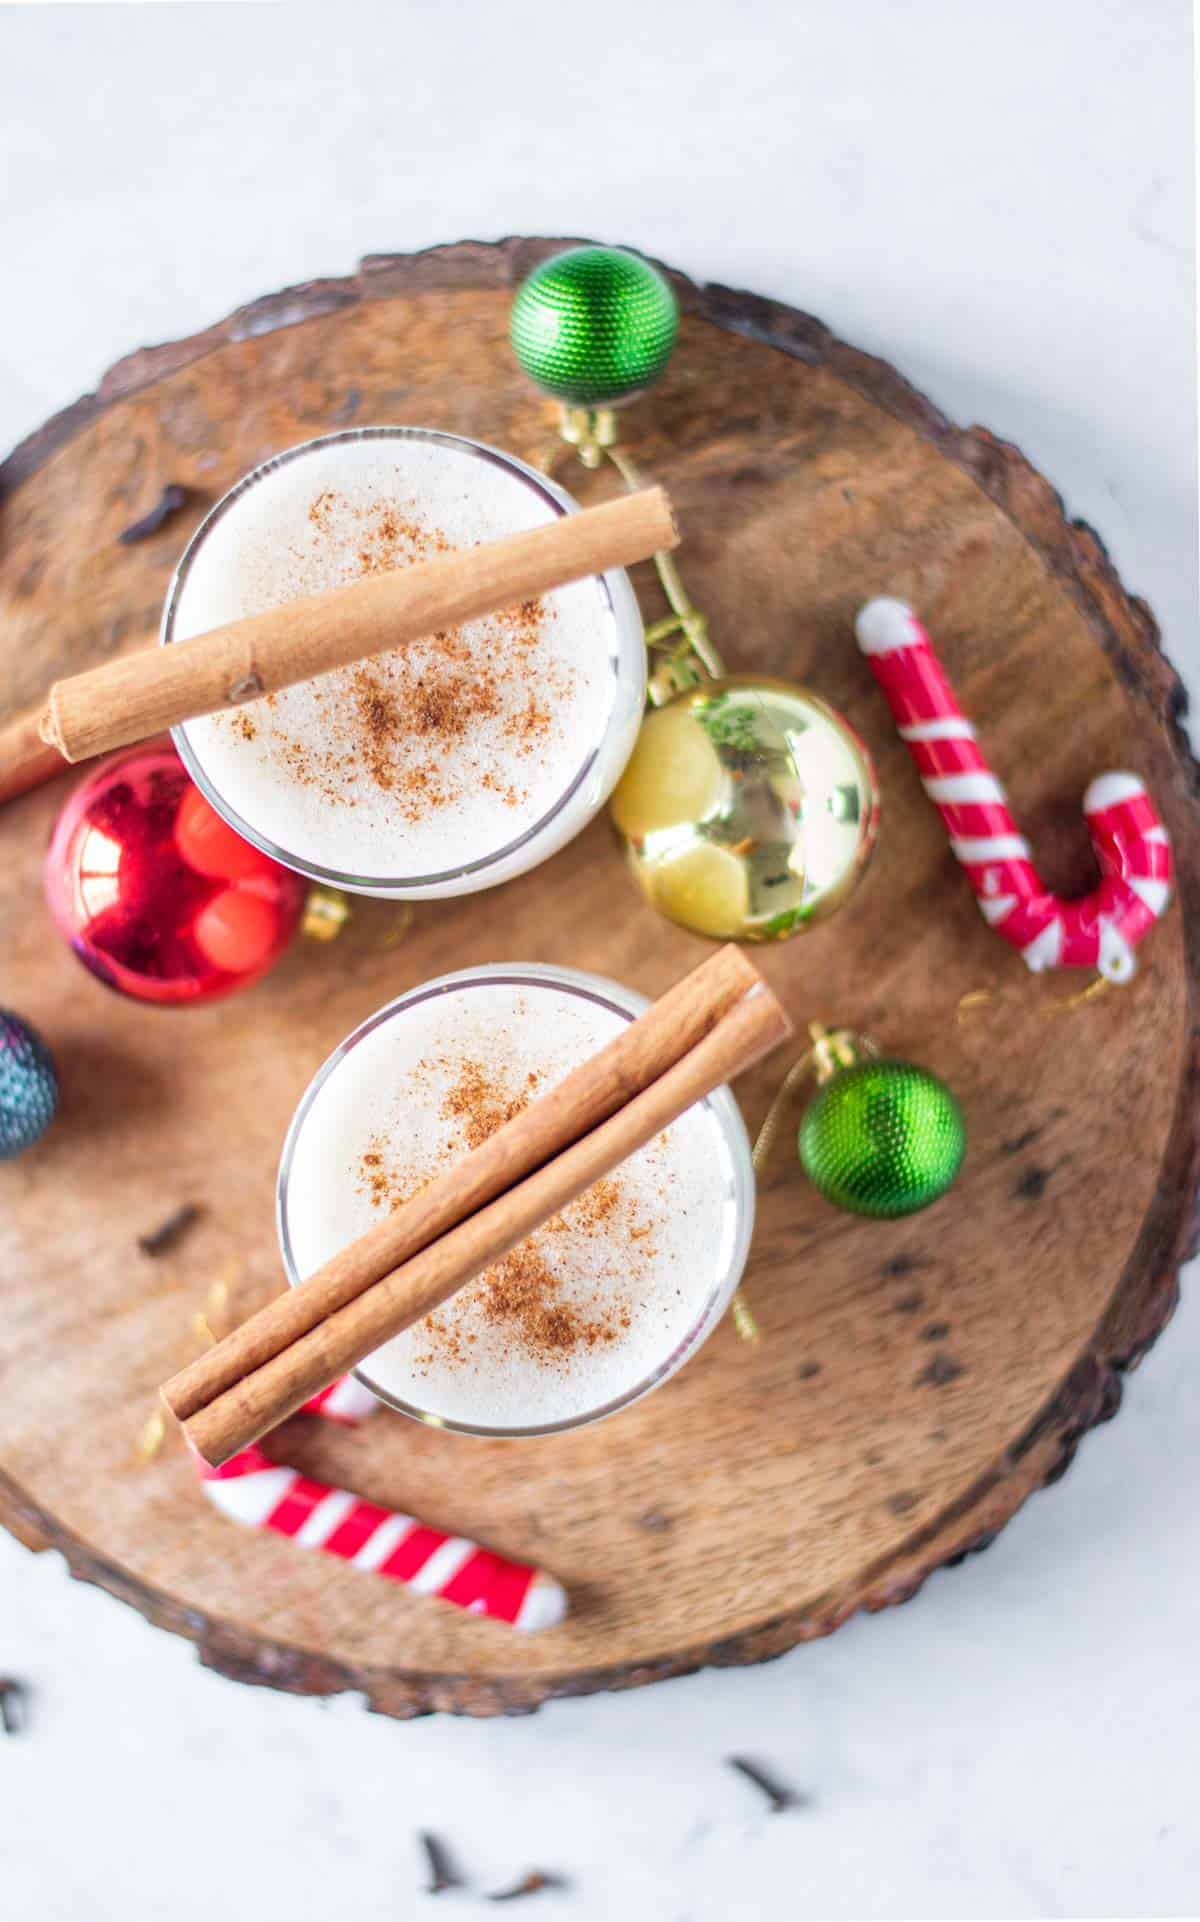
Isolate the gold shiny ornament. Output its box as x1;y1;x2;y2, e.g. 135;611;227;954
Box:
611;677;878;942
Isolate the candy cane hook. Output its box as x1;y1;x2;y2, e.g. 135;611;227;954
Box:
195;1379;566;1631
855;599;1171;982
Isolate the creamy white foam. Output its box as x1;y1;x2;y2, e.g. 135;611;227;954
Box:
279;969;753;1433
167;431;644;895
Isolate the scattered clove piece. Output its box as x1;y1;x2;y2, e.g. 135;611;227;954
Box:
726;1754;805;1813
419;1831;465;1895
0;1678;29;1736
138;1203;201;1257
488;1870;569;1903
118;484;192;545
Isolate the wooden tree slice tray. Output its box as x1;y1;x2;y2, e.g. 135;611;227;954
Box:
1;239;1197;1717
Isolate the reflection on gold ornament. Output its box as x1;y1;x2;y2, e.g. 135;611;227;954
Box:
611;677;878;943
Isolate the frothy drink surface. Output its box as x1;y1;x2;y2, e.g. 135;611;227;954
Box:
282;977;743;1431
170;436;619;882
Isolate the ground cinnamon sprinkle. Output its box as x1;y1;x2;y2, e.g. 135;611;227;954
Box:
351;668;403;791
308;489;337;532
357;1148;394;1210
481;769;522;807
571;1175;621;1228
502;689;553;755
253;490;559;823
440;1054;538;1150
474;1238;620;1361
358;1050;654;1373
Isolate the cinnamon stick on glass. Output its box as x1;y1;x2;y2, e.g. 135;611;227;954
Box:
0;703;61;806
40;485;676;766
163;948;791;1466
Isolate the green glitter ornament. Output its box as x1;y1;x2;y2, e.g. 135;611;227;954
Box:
510;246;678;407
798;1036;965;1219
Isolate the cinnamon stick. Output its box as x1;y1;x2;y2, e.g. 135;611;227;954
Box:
0;702;62;806
169;963;791;1465
166;945;758;1425
165;945;763;1425
42;486;677;765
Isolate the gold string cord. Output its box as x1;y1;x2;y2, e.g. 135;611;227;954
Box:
548;405;724;688
730;1026;870;1343
956;975;1111;1024
602;443;724;681
137;1261;240;1463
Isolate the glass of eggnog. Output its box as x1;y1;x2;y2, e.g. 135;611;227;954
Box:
162;428;646;897
276;964;756;1437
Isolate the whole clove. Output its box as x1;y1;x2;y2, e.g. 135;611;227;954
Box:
488;1870;569;1902
138;1203;201;1257
419;1831;465;1895
118;483;191;545
726;1754;805;1813
0;1678;29;1736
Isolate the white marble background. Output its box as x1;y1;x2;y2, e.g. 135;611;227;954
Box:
1;4;1196;1917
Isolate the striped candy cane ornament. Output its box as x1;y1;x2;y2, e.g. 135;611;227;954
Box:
195;1380;566;1632
855;599;1172;982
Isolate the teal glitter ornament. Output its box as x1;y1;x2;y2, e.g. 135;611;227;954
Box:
510;246;678;407
798;1034;965;1218
0;1010;58;1160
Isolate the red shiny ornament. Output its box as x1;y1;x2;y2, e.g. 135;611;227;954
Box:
193;890;281;976
44;743;307;1005
174;783;270;883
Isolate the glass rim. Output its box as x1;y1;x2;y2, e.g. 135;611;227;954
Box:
275;963;756;1439
162;425;644;894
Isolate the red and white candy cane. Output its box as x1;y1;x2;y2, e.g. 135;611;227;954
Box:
194;1380;566;1632
855;598;1172;981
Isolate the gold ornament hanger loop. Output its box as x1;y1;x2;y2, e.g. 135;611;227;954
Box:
731;1023;879;1341
558;405;723;695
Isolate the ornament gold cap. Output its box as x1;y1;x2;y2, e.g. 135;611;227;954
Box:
301;885;352;942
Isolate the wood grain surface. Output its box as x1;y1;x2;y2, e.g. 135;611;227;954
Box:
1;238;1196;1717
